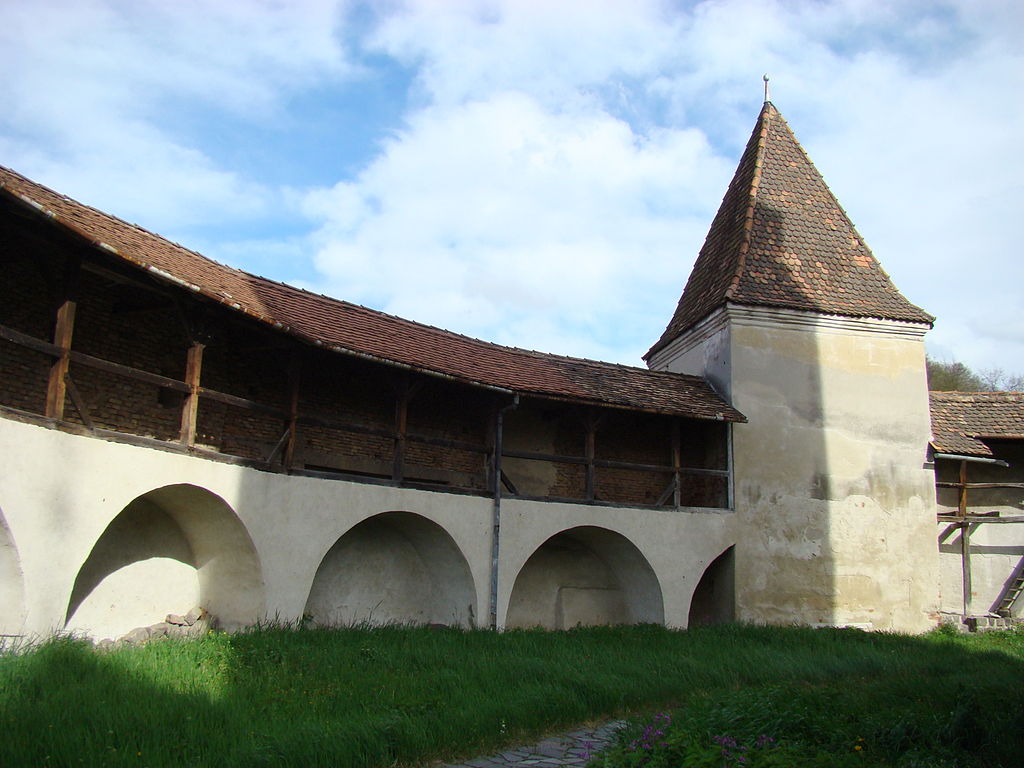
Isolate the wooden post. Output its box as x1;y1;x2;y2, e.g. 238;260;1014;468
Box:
392;380;410;483
283;352;302;469
959;460;972;616
584;412;598;502
45;300;76;419
44;256;81;420
671;420;682;509
179;342;205;446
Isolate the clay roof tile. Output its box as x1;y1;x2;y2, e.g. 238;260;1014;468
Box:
929;391;1024;456
0;165;744;423
646;102;932;360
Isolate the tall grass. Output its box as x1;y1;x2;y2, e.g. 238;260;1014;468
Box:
1;623;1021;767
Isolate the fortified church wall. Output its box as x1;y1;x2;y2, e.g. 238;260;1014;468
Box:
0;101;948;642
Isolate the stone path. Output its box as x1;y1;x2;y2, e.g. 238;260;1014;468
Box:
439;720;625;768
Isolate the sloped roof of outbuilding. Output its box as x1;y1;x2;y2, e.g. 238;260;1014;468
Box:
930;391;1024;457
0;165;743;422
647;102;933;360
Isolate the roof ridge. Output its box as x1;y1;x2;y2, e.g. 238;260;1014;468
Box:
725;101;773;302
0;164;252;279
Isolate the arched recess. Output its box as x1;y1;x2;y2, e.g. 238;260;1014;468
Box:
505;526;664;629
304;512;476;628
0;509;27;640
65;484;265;639
688;545;735;627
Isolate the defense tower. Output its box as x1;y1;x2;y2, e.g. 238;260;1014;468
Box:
647;102;939;631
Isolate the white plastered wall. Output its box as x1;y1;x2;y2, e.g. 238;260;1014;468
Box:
0;415;741;639
651;305;939;632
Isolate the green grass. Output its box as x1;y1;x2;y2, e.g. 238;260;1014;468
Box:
1;623;1021;767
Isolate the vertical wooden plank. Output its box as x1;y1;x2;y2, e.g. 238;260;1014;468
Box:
283;351;302;469
179;342;205;446
392;380;409;483
671;419;682;509
45;253;81;420
959;460;971;616
63;373;94;430
45;299;76;419
958;460;968;517
584;412;597;502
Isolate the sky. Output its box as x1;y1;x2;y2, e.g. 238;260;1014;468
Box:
1;0;1021;376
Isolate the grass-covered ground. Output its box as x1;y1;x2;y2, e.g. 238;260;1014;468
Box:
1;623;1021;767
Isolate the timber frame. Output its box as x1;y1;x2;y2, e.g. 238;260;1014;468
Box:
935;452;1024;618
0;185;736;513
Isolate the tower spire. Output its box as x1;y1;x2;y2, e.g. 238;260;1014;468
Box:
644;101;933;362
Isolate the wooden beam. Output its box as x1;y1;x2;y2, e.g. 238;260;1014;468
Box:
500;469;519;495
63;373;94;431
45;258;78;419
655;478;676;508
959;460;971;616
265;427;291;467
671;419;682;509
284;352;302;469
179;342;205;446
938;515;1024;525
937;481;1024;490
0;323;62;357
500;446;725;475
70;350;190;392
197;387;286;417
958;460;968;517
584;411;598;502
392;380;410;483
502;448;588;465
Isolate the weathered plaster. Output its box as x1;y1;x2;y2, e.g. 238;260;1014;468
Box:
651;305;938;632
0;416;740;640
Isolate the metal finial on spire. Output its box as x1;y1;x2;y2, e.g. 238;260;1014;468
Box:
763;74;771;103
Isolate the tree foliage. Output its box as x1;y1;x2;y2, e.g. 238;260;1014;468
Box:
927;357;1024;392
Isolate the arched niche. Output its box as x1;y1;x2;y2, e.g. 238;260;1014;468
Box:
65;484;265;639
304;512;476;628
505;526;664;629
0;509;27;641
688;545;735;627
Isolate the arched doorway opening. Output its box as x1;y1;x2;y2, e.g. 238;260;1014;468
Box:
505;526;664;629
304;512;476;627
688;546;735;627
65;484;264;639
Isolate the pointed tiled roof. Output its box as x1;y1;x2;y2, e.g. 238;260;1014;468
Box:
930;391;1024;457
646;102;933;360
0;165;744;422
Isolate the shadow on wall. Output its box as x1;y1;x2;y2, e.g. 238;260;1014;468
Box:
505;526;664;630
0;508;27;640
304;511;477;628
64;484;265;640
688;545;735;627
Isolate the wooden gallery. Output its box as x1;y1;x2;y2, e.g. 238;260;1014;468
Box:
0;103;1020;643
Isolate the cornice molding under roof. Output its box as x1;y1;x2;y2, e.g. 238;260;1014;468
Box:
649;303;930;373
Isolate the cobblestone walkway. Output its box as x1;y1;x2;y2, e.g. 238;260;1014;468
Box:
440;720;624;768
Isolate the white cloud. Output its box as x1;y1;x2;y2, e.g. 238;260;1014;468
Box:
302;0;1023;371
1;0;1020;374
0;0;353;232
303;91;730;361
